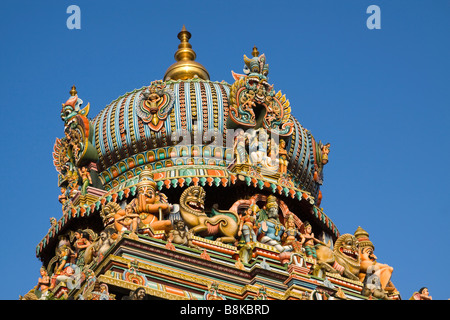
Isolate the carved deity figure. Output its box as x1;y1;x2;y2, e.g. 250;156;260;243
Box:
167;220;199;250
239;89;256;121
35;267;51;300
254;286;268;300
278;139;288;174
50;244;77;290
58;187;69;211
93;228;116;262
257;195;291;253
300;221;321;260
92;283;112;300
409;287;432;300
249;129;269;166
247;128;279;171
122;287;148;300
354;226;396;293
321;143;330;165
233;129;248;165
116;204;140;237
282;214;302;253
129;167;172;233
238;204;259;244
73;230;92;267
204;282;226;300
361;265;391;300
78;166;92;195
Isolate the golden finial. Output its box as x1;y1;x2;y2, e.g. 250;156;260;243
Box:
252;46;259;57
163;26;210;81
70;85;77;96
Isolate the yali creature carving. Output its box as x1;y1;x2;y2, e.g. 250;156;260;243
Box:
53;86;99;205
314;233;361;281
227;47;294;137
179;186;240;244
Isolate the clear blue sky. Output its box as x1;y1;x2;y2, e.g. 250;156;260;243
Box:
1;0;449;300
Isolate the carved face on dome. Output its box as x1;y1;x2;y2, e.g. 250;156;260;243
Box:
136;80;175;132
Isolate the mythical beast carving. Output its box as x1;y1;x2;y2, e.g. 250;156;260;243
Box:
179;186;240;244
314;233;361;281
227;47;293;137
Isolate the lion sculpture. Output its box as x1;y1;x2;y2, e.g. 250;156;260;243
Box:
179;186;240;244
314;233;361;281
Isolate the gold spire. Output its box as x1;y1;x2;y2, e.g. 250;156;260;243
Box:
163;26;210;81
70;85;77;96
252;46;259;57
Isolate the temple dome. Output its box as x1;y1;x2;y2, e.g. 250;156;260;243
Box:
92;78;232;188
90;27;324;200
92;82;321;199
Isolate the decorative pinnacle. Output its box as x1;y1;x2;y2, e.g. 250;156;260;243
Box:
163;25;210;81
70;85;77;96
175;25;196;62
252;46;259;57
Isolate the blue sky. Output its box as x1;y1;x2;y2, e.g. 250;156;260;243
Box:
0;0;449;300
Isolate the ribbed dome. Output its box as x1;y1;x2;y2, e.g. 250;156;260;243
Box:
92;79;232;190
90;27;327;199
92;78;321;198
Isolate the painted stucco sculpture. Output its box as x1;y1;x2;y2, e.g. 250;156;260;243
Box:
25;27;407;301
179;185;240;244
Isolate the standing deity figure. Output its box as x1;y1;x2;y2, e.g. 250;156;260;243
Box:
233;129;248;165
278;139;288;174
354;226;396;293
238;204;259;244
35;267;51;300
78;166;92;195
58;187;69;211
257;195;291;253
321;143;330;165
73;230;92;267
282;214;302;253
300;221;322;261
249;129;269;167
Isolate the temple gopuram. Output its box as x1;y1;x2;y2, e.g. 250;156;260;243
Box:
22;26;401;301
